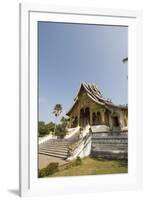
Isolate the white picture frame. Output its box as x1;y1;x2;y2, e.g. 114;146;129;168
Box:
19;3;143;197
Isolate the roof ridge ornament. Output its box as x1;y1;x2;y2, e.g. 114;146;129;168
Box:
66;82;127;116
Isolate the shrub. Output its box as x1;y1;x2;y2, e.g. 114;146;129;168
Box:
38;168;48;178
75;156;82;166
46;162;59;175
38;162;59;177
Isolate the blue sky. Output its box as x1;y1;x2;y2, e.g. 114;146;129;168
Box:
38;22;128;123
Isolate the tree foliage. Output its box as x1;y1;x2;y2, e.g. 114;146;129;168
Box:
46;122;55;134
53;104;62;117
39;104;68;138
55;116;68;138
55;124;67;138
38;121;48;136
38;121;55;136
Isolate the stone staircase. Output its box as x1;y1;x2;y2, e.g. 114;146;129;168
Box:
39;130;128;160
39;131;80;159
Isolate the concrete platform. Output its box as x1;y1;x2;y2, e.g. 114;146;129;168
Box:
38;154;68;170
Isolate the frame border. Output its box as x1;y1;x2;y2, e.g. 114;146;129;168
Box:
19;3;143;197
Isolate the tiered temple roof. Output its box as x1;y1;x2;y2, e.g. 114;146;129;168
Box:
66;82;127;115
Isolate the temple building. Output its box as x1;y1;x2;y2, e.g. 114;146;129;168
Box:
66;82;128;132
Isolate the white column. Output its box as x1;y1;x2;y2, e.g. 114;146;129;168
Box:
101;110;105;124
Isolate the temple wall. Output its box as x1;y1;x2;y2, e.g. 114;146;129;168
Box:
68;92;128;130
68;92;104;127
91;135;128;160
111;108;128;129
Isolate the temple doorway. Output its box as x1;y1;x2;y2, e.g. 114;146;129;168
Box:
92;111;102;125
112;116;119;127
80;107;90;127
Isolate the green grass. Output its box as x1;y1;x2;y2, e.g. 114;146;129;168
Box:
49;157;128;177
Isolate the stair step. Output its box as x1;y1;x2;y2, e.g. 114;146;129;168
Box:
39;146;68;151
92;143;127;146
92;146;127;151
46;141;69;144
39;151;67;159
39;148;68;153
40;143;69;147
40;143;69;146
39;149;68;155
40;143;70;146
39;146;69;150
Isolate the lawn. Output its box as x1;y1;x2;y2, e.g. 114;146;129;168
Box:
49;157;128;177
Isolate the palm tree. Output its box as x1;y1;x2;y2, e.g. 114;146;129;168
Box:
122;57;128;79
53;104;62;117
52;104;62;134
122;57;128;63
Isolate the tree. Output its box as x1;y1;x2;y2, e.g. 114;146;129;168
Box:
38;121;47;136
46;122;55;134
52;104;62;134
60;116;69;127
122;57;128;80
53;104;62;117
122;57;128;63
54;116;68;138
55;124;67;138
